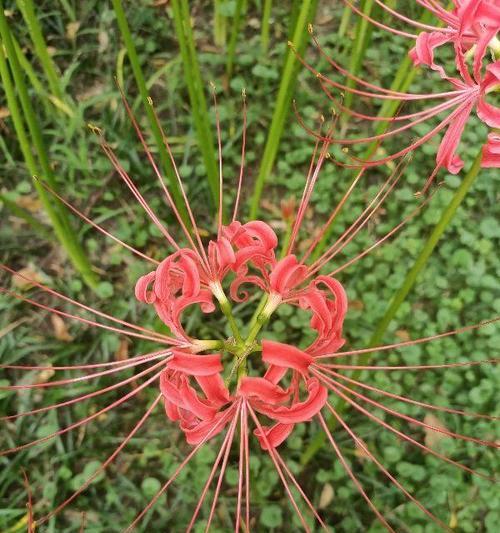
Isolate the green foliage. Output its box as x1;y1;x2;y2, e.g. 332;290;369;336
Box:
0;1;498;532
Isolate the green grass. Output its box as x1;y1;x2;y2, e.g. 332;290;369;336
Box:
1;2;499;532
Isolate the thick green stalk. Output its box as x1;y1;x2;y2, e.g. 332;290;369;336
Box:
337;4;352;38
170;0;220;208
111;0;189;222
341;0;375;120
214;0;227;48
16;0;64;101
225;0;246;80
249;0;318;218
260;0;272;54
0;5;98;289
301;149;484;465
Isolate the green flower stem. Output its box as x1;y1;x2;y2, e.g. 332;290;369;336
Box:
301;149;484;465
337;4;353;38
225;0;246;80
16;0;64;101
170;0;221;209
214;0;227;48
260;0;272;55
249;0;318;218
0;6;98;289
216;292;243;343
341;0;375;123
111;0;189;224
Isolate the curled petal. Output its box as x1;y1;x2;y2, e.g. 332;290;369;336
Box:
135;271;156;304
164;397;180;421
482;133;500;167
237;220;278;250
256;378;328;423
195;373;231;406
263;364;288;385
208;236;236;277
181;411;230;445
436;99;475;173
478;61;500;128
168;351;223;376
160;372;217;420
238;377;290;404
179;380;218;420
230;274;267;302
409;31;452;78
269;255;307;295
254;423;295;450
262;340;313;374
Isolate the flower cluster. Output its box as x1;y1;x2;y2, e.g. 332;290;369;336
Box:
134;218;347;449
302;0;500;192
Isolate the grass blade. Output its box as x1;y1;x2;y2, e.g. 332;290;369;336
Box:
225;0;247;81
260;0;272;55
16;0;64;101
0;5;98;288
170;0;221;209
111;0;189;222
249;0;319;219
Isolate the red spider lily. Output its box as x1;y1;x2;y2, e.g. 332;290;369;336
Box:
296;2;500;193
1;86;499;531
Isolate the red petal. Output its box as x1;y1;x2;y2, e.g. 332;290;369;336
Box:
238;377;290;404
254;423;294;450
256;378;328;423
168;351;223;376
262;340;313;373
135;271;156;303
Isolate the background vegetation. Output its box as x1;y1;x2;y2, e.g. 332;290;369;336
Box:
1;1;499;531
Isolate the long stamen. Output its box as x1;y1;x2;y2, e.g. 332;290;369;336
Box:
210;83;225;239
307;155;408;277
273;448;328;529
316;365;499;420
1;369;162;456
0;264;172;341
1;354;169;420
319;358;499;371
327;183;439;276
316;317;500;359
317;373;493;480
317;412;395;532
0;286;176;345
293;38;465;100
247;403;311;532
324;402;450;530
116;84;212;270
235;403;246;532
125;405;238;532
100;142;180;250
145;95;212;273
33;177;159;265
315;370;499;449
338;0;418;38
1;351;171;372
287;115;328;255
187;410;239;532
378;0;457;31
37;394;163;525
232;89;247;223
205;405;241;532
299;164;367;265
